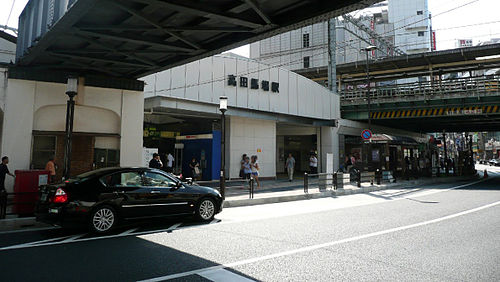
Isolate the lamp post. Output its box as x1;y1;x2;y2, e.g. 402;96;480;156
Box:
63;77;78;180
363;45;377;130
363;45;377;171
219;96;228;200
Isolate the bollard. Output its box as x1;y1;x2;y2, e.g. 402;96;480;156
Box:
376;169;381;185
357;170;361;188
304;173;309;193
249;176;254;199
484;169;488;179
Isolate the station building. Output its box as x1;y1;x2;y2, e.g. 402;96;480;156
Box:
143;53;341;180
0;31;144;192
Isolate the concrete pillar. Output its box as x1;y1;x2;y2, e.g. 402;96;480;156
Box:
120;90;144;166
320;126;340;172
1;79;36;192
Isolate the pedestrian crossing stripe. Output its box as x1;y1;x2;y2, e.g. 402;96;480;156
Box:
370;105;500;119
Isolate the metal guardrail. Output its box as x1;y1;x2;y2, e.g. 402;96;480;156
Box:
303;172;338;193
341;76;500;103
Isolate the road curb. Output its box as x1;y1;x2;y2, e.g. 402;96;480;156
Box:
224;175;478;208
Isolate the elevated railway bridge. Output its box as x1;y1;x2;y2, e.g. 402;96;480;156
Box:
333;44;500;132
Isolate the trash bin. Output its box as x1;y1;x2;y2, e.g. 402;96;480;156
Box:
13;170;50;215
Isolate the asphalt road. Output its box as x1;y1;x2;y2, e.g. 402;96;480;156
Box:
1;169;499;281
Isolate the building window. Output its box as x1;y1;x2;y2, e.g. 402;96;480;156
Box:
418;31;425;37
417;10;423;15
303;56;310;68
94;149;120;169
32;135;56;169
303;33;310;48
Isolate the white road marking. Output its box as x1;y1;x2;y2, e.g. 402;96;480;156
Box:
0;178;490;251
166;223;182;232
120;228;139;236
61;234;87;243
0;235;74;250
198;268;256;282
138;200;500;282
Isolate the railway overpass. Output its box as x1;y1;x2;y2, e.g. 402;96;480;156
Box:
331;44;500;132
15;0;381;79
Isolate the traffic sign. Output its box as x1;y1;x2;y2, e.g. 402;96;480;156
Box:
361;129;372;140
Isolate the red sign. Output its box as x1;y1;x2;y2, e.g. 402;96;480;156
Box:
432;31;436;51
361;129;372;140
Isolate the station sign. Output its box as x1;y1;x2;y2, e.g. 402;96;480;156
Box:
227;75;279;93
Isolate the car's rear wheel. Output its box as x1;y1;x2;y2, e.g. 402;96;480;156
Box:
89;205;117;233
196;198;216;221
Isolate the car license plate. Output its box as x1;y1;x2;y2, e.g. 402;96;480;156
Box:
49;208;59;214
41;194;47;201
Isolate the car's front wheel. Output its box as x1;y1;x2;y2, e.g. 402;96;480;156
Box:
89;205;117;233
196;198;216;221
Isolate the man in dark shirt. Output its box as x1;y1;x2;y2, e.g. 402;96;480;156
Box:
149;153;163;169
0;156;15;192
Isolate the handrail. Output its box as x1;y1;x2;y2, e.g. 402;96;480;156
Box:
340;75;500;102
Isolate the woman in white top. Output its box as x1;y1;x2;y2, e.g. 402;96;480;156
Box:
251;155;261;188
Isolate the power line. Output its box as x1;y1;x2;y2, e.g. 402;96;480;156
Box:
6;0;16;26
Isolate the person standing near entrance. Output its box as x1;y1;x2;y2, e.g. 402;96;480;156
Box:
45;156;57;183
309;153;318;174
285;153;296;182
166;152;174;173
250;155;260;188
149;153;163;169
0;156;15;193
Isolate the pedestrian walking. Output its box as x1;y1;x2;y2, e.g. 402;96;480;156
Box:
0;156;13;219
189;157;200;180
239;154;247;178
0;156;15;192
285;153;295;181
149;153;163;169
309;153;318;174
166;152;174;173
345;154;353;173
242;156;252;187
250;155;260;188
45;156;57;183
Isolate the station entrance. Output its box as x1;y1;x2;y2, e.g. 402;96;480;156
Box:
143;112;221;181
276;124;318;178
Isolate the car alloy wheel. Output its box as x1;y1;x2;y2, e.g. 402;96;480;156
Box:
198;198;215;221
91;206;116;233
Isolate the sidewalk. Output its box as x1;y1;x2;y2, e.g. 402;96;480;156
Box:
223;174;479;208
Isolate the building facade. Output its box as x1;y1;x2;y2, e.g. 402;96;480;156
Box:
249;0;432;76
143;54;340;180
0;70;144;192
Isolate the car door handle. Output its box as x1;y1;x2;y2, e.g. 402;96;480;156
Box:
150;190;161;194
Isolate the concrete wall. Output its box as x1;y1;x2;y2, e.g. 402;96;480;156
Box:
0;78;144;192
228;116;276;179
0;38;16;64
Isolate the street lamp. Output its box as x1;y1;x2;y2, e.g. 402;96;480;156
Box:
219;96;228;199
63;77;78;180
362;45;377;130
363;46;377;171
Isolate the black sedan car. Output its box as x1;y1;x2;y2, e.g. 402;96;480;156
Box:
36;167;223;233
